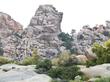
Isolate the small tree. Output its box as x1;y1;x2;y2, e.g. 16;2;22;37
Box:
58;32;75;54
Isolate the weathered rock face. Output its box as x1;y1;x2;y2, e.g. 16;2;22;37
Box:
71;22;110;55
0;12;22;38
1;4;110;60
0;12;23;57
0;64;52;82
16;5;63;59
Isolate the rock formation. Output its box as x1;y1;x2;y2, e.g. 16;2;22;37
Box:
71;22;110;55
0;12;23;58
16;5;63;59
1;5;110;60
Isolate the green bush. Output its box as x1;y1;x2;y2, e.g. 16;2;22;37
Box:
21;49;40;65
36;59;52;73
0;56;11;65
48;67;62;78
48;66;82;80
21;57;36;65
58;32;75;54
52;51;78;66
86;39;110;66
93;41;110;64
86;59;97;67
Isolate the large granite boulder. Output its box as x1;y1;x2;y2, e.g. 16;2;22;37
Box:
81;64;110;78
0;64;52;82
16;5;63;59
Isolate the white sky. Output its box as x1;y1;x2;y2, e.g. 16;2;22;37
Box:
0;0;110;33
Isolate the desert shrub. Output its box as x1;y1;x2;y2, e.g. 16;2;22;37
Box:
86;59;97;67
58;51;71;66
0;56;11;65
36;59;52;70
51;58;60;66
48;66;82;80
48;67;63;78
52;51;78;66
86;39;110;66
21;57;36;65
21;48;40;65
36;59;52;73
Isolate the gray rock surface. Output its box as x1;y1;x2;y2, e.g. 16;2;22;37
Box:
0;5;63;60
0;64;52;82
16;5;63;59
0;5;110;60
71;23;110;55
81;64;110;78
0;12;23;58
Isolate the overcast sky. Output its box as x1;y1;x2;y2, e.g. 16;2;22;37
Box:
0;0;110;33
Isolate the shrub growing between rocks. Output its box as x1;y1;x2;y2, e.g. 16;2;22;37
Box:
58;32;75;54
21;56;37;65
36;59;52;73
86;39;110;67
48;66;82;80
0;56;11;65
21;49;40;65
52;51;78;66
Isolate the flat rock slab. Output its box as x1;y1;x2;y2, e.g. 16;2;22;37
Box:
0;64;36;71
10;75;52;82
0;70;36;82
81;64;110;78
0;64;51;82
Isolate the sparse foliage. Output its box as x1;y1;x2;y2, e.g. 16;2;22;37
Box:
58;32;75;54
52;51;78;66
0;56;11;65
21;48;40;65
48;66;81;80
86;39;110;67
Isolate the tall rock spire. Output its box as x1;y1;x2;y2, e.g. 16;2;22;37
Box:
17;5;63;59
